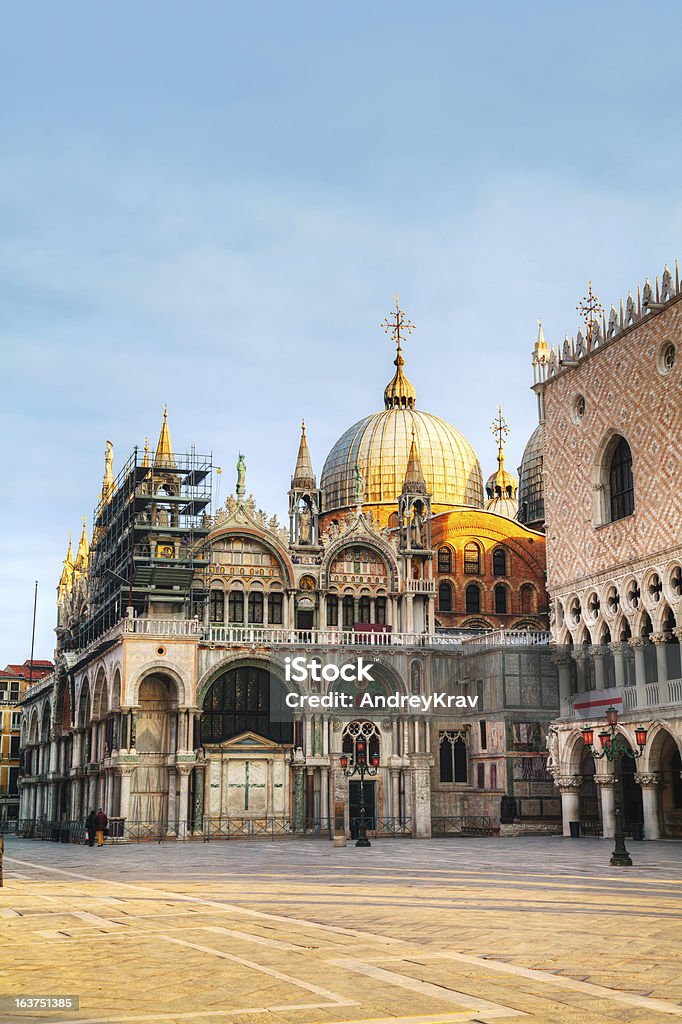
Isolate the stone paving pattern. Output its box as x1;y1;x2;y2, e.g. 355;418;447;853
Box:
2;836;682;1024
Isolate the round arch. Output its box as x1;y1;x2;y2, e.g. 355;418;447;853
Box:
130;662;189;706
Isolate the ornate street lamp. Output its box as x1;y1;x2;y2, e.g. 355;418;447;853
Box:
340;738;379;848
581;707;648;866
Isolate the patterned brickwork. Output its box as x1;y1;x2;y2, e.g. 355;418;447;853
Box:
543;295;682;594
431;508;547;629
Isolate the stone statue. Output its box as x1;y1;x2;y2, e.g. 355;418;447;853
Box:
105;440;114;475
546;724;559;774
236;454;246;497
299;503;312;544
354;463;364;507
411;506;423;547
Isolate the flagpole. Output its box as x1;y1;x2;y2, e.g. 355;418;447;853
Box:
29;580;38;683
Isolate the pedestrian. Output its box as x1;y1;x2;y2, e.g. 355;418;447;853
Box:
95;807;108;848
85;809;97;848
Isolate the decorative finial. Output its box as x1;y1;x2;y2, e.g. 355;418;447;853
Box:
142;437;150;468
577;281;604;345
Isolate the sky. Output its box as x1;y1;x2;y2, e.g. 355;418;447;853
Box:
1;0;681;660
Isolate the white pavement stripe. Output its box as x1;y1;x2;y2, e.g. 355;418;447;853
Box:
202;925;313;951
327;959;526;1017
430;951;682;1018
161;935;356;1005
71;911;125;928
0;1003;345;1024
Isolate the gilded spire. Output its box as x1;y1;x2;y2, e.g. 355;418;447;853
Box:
292;419;317;489
489;406;517;499
74;518;89;575
382;294;417;410
402;425;428;494
154;405;176;469
142;437;150;468
58;535;74;599
101;440;115;503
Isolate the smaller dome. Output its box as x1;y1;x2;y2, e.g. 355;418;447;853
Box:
485;494;519;519
485;465;518;500
517;423;545;529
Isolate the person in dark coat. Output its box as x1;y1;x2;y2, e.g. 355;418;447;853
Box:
95;808;108;847
85;809;97;848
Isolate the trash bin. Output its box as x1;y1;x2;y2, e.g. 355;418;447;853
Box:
631;822;644;841
569;821;581;838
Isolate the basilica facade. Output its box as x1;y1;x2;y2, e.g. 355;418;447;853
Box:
19;303;555;839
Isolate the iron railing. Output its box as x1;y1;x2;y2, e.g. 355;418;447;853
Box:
431;815;494;837
349;816;412;837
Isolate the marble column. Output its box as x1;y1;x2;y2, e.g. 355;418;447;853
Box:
635;773;661;840
407;752;433;838
167;769;177;836
609;642;628;689
650;634;669;687
320;766;329;824
555;775;583;836
595;776;615;838
118;768;134;820
178;767;191;839
629;638;648;708
390;767;400;821
553;653;573;716
590;646;608;691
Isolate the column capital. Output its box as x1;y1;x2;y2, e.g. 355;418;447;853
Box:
554;775;583;790
634;773;661;787
589;645;610;658
608;641;630;655
649;632;670;646
673;627;682;642
628;637;648;650
594;775;615;788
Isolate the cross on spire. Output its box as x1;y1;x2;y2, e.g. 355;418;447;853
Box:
577;281;604;343
381;293;415;356
491;405;509;453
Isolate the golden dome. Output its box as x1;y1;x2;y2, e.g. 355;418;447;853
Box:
321;299;483;517
321;408;483;513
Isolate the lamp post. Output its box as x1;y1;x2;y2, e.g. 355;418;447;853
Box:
581;707;648;866
340;738;379;848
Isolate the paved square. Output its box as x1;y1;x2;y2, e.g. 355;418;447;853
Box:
2;836;682;1024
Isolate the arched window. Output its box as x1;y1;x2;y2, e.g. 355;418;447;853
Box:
495;584;508;614
520;584;535;615
228;590;244;624
342;596;354;629
439;731;468;783
209;590;224;623
358;595;371;623
438;581;452;612
438;547;452;573
248;591;264;624
609;437;634;521
326;595;339;627
464;542;481;575
492;548;507;577
200;667;293;744
268;592;283;625
376;597;387;625
465;583;481;614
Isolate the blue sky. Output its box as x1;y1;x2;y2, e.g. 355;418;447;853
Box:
1;1;681;659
